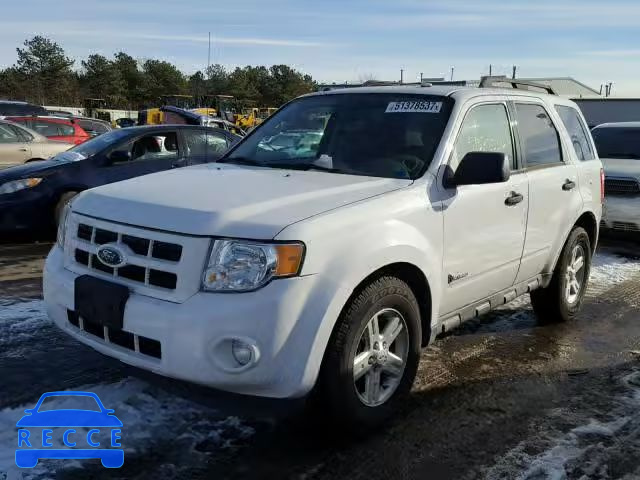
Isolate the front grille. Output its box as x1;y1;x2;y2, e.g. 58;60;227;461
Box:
605;177;640;196
67;310;162;359
73;223;180;290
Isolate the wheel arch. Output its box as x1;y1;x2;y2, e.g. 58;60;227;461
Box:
549;210;599;275
335;262;433;348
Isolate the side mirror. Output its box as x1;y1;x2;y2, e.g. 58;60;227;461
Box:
108;150;131;164
451;152;510;187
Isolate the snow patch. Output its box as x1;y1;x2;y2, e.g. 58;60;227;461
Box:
0;300;54;359
485;370;640;479
0;377;254;479
589;252;640;294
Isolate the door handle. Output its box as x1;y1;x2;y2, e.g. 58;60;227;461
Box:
19;148;28;152
562;180;576;191
505;191;524;206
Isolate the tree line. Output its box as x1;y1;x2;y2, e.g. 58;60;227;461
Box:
0;36;318;110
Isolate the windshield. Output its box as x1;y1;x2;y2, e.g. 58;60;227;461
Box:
592;127;640;159
51;129;131;161
222;93;452;179
37;395;101;412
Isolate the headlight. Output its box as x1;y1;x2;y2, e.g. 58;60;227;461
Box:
202;240;305;292
0;178;42;195
56;203;72;248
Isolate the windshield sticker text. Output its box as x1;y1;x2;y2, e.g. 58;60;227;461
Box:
385;101;442;114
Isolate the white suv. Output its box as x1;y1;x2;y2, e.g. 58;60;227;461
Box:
44;84;603;428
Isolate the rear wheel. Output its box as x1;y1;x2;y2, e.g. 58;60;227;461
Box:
531;226;592;324
317;276;421;430
54;191;78;226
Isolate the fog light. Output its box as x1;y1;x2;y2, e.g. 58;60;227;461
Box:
231;339;254;366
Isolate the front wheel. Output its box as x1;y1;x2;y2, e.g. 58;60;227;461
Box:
317;276;421;430
531;226;592;324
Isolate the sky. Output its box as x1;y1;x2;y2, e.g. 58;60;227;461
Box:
1;0;640;95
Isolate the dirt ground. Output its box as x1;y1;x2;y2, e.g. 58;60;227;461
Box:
0;236;639;479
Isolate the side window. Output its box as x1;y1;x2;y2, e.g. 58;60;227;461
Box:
12;125;34;142
515;103;562;167
183;130;229;157
554;105;595;161
31;120;61;137
451;103;515;171
112;132;179;163
57;124;76;137
0;124;20;143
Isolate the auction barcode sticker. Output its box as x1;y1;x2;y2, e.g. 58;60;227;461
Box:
385;101;442;113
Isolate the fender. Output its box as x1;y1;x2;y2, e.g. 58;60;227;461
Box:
283;215;443;394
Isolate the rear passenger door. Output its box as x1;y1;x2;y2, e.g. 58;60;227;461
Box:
181;128;230;165
513;101;582;282
0;123;31;166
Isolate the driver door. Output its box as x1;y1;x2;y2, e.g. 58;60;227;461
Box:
99;131;182;184
440;102;528;315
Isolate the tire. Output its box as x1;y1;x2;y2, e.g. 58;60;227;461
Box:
531;226;592;324
317;276;421;430
54;191;78;226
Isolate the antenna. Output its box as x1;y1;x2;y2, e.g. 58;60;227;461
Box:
512;65;517;79
450;67;454;81
489;64;492;76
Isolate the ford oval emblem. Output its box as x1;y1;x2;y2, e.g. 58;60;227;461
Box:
96;244;126;268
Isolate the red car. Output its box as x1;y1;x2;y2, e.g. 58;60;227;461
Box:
5;116;90;145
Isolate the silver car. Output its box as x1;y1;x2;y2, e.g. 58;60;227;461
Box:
592;122;640;233
0;119;72;168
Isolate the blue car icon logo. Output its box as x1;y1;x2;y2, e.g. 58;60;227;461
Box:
15;391;123;468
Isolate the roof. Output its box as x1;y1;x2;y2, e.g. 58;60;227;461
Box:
305;84;560;101
592;121;640;129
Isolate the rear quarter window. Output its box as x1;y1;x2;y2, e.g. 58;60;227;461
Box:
555;105;595;161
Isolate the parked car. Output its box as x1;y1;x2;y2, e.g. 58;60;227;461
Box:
72;117;113;137
0;100;47;116
591;122;640;233
6;116;91;145
160;106;246;136
0;119;71;168
113;118;136;128
44;85;602;429
0;125;239;232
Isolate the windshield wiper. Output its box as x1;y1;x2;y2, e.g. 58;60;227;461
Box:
216;156;264;166
291;162;343;173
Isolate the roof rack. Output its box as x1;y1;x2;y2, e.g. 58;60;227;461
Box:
479;75;556;95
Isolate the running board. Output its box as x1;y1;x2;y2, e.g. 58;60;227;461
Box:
436;274;549;336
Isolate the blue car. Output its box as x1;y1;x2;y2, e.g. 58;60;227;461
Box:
16;391;124;468
0;124;240;234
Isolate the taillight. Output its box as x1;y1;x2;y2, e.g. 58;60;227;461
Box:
600;168;605;203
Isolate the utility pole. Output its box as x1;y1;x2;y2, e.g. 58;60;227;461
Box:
420;72;423;83
450;67;454;81
207;32;211;76
512;65;517;79
608;82;613;97
489;64;492;76
400;69;404;84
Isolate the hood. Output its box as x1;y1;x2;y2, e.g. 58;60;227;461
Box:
0;159;63;181
602;158;640;180
73;164;412;238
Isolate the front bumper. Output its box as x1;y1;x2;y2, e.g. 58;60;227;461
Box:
602;195;640;233
44;246;347;399
0;189;53;232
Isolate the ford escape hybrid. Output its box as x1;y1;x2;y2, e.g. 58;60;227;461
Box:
44;82;603;428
